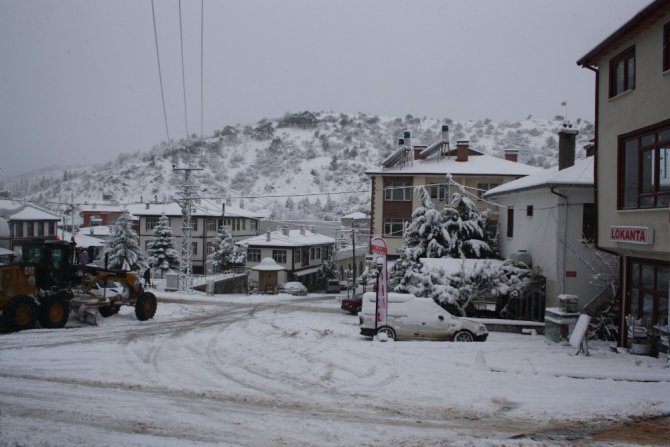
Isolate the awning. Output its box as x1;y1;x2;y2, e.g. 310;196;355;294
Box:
293;266;322;277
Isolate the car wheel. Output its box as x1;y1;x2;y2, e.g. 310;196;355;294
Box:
377;326;396;340
454;330;474;342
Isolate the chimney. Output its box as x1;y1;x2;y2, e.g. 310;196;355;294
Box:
558;122;578;170
221;203;226;216
282;225;290;237
456;140;470;162
414;147;423;160
403;130;411;150
504;150;519;162
309;226;316;234
584;139;596;157
266;229;271;242
145;203;150;210
300;226;306;236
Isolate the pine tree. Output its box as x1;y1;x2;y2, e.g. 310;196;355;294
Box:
146;214;179;277
442;190;495;259
208;227;246;273
400;187;450;261
105;214;144;271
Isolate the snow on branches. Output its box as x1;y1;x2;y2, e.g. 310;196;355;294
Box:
146;214;179;277
208;227;246;273
105;214;144;271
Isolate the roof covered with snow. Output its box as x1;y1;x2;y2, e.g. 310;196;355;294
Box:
0;199;60;221
366;153;543;177
239;229;335;248
77;225;112;237
62;230;106;248
484;156;594;198
127;199;265;219
250;257;287;271
79;204;127;213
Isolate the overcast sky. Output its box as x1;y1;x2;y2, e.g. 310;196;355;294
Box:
0;0;650;179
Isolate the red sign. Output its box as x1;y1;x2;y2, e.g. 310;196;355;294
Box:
565;271;577;278
370;237;388;325
610;226;654;245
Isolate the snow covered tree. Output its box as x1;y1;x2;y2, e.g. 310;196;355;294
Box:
441;189;495;259
401;187;450;261
105;214;144;271
146;214;179;277
208;227;246;273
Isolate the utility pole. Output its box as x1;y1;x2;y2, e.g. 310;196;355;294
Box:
173;164;203;292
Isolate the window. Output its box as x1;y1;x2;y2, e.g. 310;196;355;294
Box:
272;250;287;264
27;222;34;237
315;247;322;259
146;217;159;231
191;219;198;231
294;250;302;264
430;184;447;201
250;220;257;230
582;204;595;243
191;242;198;255
14;222;23;238
206;218;217;232
309;247;315;261
37;222;44;236
506;208;514;238
477;183;499;198
619;121;670;209
247;248;261;263
526;205;534;217
663;22;670;72
384;180;412;201
47;222;55;236
628;259;669;328
207;242;215;254
609;46;635;97
383;218;410;237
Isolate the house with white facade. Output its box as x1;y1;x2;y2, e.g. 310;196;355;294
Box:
131;199;263;274
485;125;617;310
0;200;61;252
239;226;335;291
577;0;669;346
365;127;543;256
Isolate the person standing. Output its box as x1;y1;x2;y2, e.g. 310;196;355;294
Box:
143;267;152;287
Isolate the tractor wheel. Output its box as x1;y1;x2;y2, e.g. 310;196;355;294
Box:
38;294;70;329
3;295;38;332
135;292;157;321
99;305;121;318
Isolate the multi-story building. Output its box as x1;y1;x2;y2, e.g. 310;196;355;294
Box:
131;199;263;274
577;0;669;342
239;226;335;291
365;128;543;256
0;200;61;252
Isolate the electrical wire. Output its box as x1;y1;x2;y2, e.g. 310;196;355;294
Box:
178;0;190;137
150;0;171;142
200;0;204;137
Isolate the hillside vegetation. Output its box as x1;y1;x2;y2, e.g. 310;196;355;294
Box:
2;112;593;220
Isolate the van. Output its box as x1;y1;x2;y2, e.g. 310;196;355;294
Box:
326;279;340;293
359;292;488;342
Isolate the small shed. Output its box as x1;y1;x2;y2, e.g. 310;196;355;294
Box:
251;257;286;293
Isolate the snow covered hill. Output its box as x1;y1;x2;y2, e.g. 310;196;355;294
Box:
1;112;593;220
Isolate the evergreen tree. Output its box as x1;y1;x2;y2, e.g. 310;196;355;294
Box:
400;187;450;262
442;190;495;259
105;214;144;271
208;227;246;273
146;214;179;277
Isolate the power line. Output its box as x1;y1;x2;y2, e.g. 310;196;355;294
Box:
178;0;190;137
200;0;204;137
150;0;170;142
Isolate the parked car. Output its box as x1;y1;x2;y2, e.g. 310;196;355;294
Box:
326;279;340;293
359;292;488;342
340;293;363;315
282;281;308;296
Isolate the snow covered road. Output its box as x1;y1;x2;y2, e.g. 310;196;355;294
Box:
1;292;669;446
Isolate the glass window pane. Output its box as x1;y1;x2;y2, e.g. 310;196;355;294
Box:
659;298;669;327
616;60;625;94
626;56;635;90
642;294;653;324
641;150;654;193
660;147;670;191
641;134;655;147
631;262;639;287
630;289;639;318
623;139;639;208
659;129;670;143
641;264;655;288
658;266;669;292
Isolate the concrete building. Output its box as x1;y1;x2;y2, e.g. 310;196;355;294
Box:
578;0;669;345
0;200;61;252
365;128;543;256
486;125;618;310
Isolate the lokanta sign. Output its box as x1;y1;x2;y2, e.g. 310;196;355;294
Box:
370;237;388;325
610;226;654;245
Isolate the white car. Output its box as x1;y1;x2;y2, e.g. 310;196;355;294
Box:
89;281;128;300
282;281;308;296
359;292;488;342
